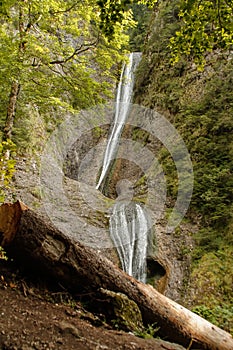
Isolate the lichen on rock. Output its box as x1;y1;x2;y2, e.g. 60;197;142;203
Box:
97;288;144;333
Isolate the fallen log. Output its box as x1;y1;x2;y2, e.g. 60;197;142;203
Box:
1;201;233;350
0;201;28;245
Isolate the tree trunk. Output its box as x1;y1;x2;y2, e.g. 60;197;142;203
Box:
3;81;20;141
3;2;28;143
1;201;233;350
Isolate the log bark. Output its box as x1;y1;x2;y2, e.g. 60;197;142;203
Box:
0;201;28;245
1;201;233;350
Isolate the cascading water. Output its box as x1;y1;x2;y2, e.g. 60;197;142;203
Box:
96;52;141;190
96;52;150;283
110;200;149;283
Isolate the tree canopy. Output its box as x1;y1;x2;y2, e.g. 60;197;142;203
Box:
95;0;233;64
96;0;157;37
0;0;133;145
170;0;233;65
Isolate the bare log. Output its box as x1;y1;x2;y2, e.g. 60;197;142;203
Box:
1;201;233;350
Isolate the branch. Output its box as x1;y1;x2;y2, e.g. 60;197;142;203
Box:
217;0;223;29
49;42;97;65
31;78;45;87
46;65;79;89
49;2;80;15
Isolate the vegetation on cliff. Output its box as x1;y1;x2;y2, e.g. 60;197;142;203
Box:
134;0;233;333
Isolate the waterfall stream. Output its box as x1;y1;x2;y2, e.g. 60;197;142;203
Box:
96;53;149;283
110;201;149;283
96;52;141;190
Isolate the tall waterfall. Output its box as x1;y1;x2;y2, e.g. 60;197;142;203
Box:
96;52;141;190
96;52;149;283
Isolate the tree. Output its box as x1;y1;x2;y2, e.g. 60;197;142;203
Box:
0;0;132;147
96;0;158;38
170;0;233;65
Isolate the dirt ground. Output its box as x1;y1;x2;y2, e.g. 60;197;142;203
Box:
0;260;185;350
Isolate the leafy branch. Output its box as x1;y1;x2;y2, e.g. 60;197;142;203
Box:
49;41;98;65
169;0;233;66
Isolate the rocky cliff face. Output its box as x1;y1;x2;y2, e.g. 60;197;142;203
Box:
10;119;196;305
59;109;197;303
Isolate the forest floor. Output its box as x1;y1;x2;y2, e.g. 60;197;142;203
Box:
0;260;185;350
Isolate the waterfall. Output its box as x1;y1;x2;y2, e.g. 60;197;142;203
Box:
96;52;149;283
109;201;149;283
96;52;141;190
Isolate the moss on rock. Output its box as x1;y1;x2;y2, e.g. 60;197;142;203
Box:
97;288;144;333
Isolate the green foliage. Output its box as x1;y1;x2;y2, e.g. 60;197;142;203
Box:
192;247;233;334
0;139;16;203
128;4;152;51
192;304;233;335
0;0;134;152
178;58;233;228
97;0;135;38
96;0;157;38
170;0;233;66
135;0;233;234
187;245;233;333
134;322;160;339
158;147;178;198
134;0;182;107
138;0;157;8
192;246;233;300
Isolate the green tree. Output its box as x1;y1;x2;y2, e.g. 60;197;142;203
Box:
0;0;131;147
170;0;233;66
96;0;158;38
128;3;152;51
